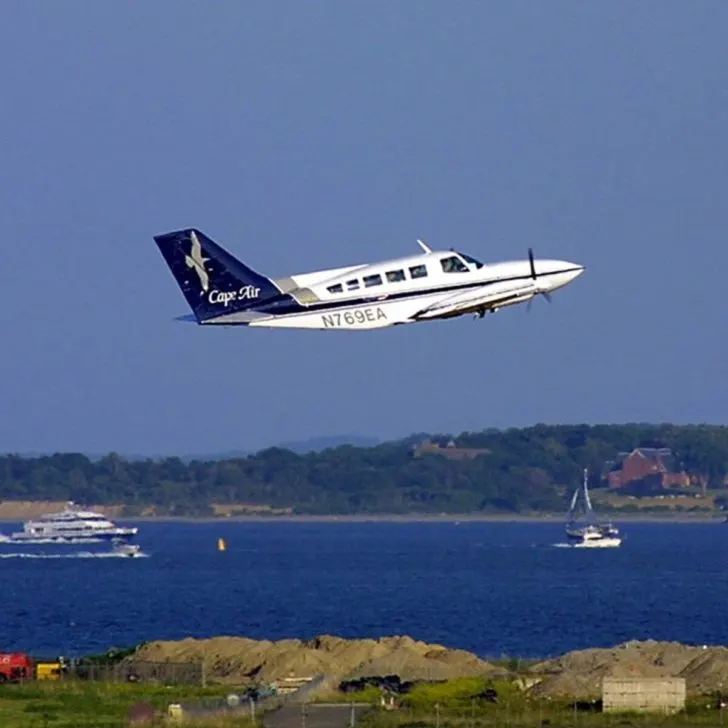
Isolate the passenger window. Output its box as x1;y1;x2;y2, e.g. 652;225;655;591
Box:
346;279;360;291
409;264;427;279
386;270;405;283
440;256;468;273
327;284;343;294
363;274;382;288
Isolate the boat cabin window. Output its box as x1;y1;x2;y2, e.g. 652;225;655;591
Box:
458;251;484;269
327;283;343;294
409;264;427;279
346;279;360;291
363;274;382;288
440;255;469;273
385;269;405;283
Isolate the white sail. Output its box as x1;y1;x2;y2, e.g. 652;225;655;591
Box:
583;468;594;514
568;487;579;515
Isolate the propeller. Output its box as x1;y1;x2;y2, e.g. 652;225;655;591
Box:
526;247;552;311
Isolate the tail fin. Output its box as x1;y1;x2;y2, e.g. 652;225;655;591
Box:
153;228;281;322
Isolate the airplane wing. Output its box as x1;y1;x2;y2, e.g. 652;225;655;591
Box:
412;281;538;321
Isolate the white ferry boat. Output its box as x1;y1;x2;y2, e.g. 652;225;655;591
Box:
0;503;138;545
565;469;622;548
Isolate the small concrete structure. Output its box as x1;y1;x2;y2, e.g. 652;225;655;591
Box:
602;677;686;714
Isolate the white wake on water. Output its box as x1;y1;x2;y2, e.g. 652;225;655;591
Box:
0;551;149;559
551;541;621;549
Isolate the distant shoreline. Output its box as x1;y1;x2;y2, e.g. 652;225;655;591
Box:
132;513;724;524
0;512;720;525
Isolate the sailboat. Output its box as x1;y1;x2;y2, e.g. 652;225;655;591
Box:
565;468;622;548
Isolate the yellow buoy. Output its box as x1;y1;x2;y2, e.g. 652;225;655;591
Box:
217;537;226;552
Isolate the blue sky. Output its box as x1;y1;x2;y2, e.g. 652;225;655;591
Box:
1;1;727;456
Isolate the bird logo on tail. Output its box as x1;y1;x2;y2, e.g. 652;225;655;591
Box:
185;231;210;292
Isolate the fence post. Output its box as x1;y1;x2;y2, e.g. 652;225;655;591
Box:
201;659;206;688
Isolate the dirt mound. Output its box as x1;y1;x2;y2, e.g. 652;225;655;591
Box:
345;638;492;681
128;634;498;685
528;640;728;698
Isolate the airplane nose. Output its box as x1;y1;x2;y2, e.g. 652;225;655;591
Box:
545;262;584;291
570;264;585;281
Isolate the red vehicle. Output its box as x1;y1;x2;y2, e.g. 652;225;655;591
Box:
0;653;33;682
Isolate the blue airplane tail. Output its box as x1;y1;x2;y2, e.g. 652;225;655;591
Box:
153;228;281;322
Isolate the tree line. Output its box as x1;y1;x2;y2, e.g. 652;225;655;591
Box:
1;423;727;516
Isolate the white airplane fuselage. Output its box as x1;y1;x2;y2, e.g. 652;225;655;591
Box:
153;229;585;331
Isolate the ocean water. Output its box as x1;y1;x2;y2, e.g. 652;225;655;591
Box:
0;520;726;659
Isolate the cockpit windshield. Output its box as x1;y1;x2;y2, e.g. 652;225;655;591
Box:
440;255;469;273
458;252;484;269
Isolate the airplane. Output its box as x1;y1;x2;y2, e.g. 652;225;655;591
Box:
152;228;584;330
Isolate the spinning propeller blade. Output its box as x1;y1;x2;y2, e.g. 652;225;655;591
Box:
526;248;552;311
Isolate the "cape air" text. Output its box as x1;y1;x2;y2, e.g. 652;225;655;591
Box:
208;285;261;307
